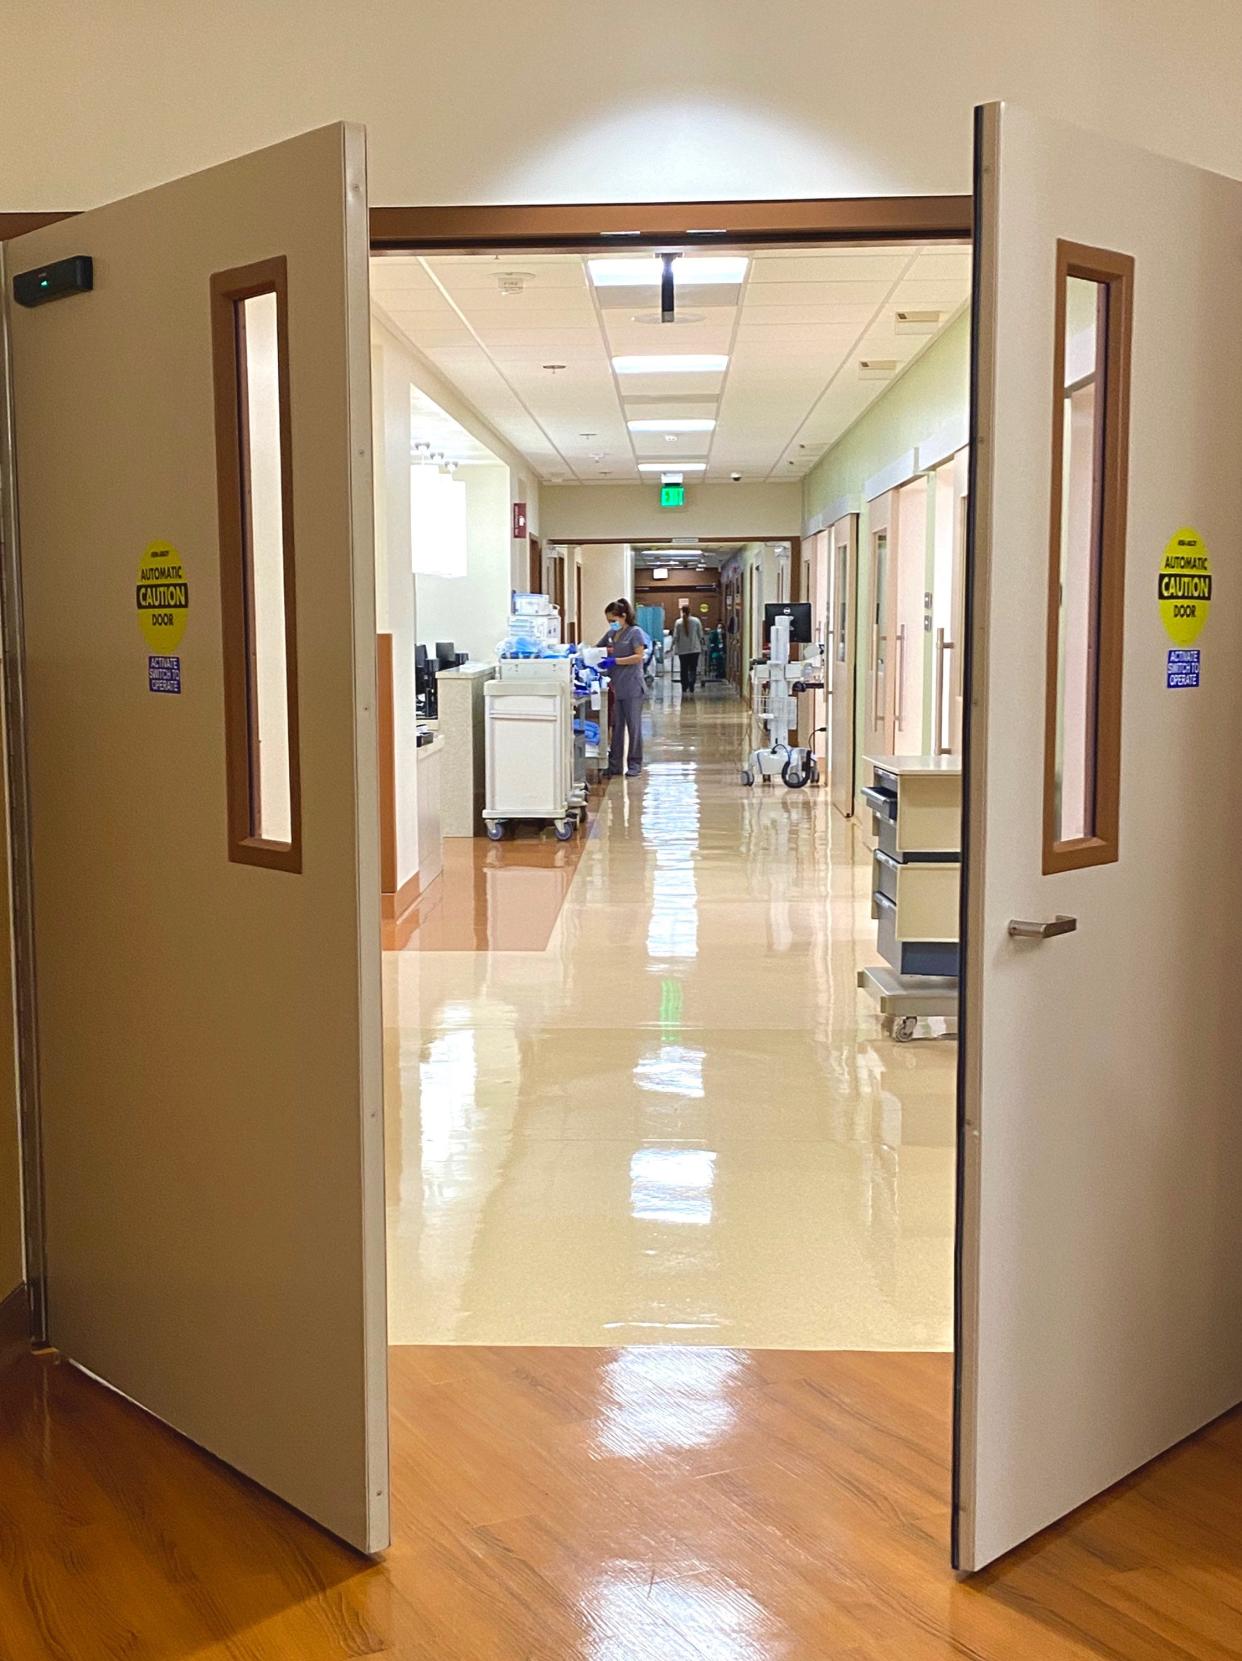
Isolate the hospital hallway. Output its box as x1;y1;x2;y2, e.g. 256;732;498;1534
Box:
383;675;957;1351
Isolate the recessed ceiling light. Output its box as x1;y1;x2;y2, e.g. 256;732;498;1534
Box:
589;257;748;287
638;462;707;472
627;418;717;433
613;355;728;375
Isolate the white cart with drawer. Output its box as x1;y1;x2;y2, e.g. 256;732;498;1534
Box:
858;754;962;1040
483;660;578;841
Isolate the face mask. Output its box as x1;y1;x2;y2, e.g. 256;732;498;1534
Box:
608;620;621;632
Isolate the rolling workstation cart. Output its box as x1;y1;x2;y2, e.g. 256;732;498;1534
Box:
483;656;583;841
857;754;962;1041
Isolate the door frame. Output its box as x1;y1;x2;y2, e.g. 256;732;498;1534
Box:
1;183;975;1486
0;241;47;1332
829;512;859;818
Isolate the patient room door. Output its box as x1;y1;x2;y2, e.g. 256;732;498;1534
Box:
955;101;1242;1570
1;125;387;1551
828;513;857;816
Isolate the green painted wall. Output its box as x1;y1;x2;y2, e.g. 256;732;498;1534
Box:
801;312;969;791
802;311;969;525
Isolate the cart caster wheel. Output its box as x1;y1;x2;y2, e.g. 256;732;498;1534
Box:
485;821;507;842
741;768;754;787
553;819;575;842
781;758;807;789
894;1016;918;1043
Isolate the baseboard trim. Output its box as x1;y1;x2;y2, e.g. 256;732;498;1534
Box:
0;1283;29;1372
381;870;421;923
382;871;440;951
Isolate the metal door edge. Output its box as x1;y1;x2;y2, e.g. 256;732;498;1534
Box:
0;241;48;1342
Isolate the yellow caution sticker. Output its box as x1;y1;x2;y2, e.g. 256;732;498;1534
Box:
1158;528;1211;646
136;541;189;651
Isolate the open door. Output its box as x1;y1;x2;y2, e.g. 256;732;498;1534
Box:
1;125;388;1551
829;513;857;816
955;101;1242;1570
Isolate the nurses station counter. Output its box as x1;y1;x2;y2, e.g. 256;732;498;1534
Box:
858;753;962;1041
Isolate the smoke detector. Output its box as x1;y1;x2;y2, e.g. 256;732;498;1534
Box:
497;270;536;296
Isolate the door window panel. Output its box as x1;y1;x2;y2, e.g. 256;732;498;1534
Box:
211;258;302;870
1044;244;1132;872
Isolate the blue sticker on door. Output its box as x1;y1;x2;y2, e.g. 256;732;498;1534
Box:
149;654;181;694
1167;648;1199;689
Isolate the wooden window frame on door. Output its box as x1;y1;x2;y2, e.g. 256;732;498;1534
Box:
210;255;303;873
1042;239;1133;875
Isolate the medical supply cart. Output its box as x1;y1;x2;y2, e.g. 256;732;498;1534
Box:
857;754;962;1040
483;656;581;841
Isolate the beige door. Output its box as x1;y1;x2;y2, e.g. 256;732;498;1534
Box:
865;491;895;753
829;513;858;816
956;101;1242;1570
2;124;387;1551
931;447;969;756
893;476;928;753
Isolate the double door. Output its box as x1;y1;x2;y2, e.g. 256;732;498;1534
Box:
4;99;1242;1584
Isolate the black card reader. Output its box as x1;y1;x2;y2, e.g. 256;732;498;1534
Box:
13;256;93;308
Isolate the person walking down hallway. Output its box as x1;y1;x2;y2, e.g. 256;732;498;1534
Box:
597;598;648;777
672;604;705;694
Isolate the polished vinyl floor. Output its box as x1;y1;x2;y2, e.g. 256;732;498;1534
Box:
384;678;956;1349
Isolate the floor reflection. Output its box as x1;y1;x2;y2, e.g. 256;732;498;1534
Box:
384;679;957;1348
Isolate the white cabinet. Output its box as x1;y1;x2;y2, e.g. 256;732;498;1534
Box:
483;674;574;836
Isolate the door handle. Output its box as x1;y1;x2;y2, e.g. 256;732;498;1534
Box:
1007;914;1078;939
895;624;907;730
934;628;956;755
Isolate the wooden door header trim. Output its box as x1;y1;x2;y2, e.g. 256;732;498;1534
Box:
369;195;972;252
3;194;973;253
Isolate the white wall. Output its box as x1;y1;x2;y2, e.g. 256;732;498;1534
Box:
415;462;511;662
8;5;1242;207
371;316;420;890
577;545;634;644
372;299;538;580
542;482;802;545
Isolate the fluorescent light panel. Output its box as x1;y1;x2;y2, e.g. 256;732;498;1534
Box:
613;355;728;374
589;256;748;287
627;418;716;433
638;462;706;472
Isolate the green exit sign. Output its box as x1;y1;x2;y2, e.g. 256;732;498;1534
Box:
660;483;685;508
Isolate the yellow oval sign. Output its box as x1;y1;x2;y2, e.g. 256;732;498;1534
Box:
1158;528;1211;647
136;541;189;651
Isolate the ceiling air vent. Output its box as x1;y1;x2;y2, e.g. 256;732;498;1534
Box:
895;309;942;336
859;359;898;381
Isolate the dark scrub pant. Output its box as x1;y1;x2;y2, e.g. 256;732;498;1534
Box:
609;694;644;774
679;652;700;693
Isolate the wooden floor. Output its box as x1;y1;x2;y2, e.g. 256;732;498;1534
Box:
3;1345;1242;1659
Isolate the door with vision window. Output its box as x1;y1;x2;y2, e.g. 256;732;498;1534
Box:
2;123;388;1551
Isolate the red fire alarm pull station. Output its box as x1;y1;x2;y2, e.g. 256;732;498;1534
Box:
512;502;528;539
